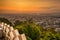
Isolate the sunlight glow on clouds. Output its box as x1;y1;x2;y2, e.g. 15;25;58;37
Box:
0;0;60;14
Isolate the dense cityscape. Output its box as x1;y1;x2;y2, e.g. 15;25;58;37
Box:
0;14;60;40
0;14;60;31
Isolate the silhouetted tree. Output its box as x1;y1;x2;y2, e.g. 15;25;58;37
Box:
0;18;12;26
14;20;22;26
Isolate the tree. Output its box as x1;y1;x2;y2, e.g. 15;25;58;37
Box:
26;36;32;40
14;20;42;40
14;20;22;26
14;19;60;40
0;18;12;26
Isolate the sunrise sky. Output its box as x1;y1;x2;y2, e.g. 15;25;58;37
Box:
0;0;60;14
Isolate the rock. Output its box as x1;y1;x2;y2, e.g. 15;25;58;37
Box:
0;22;26;40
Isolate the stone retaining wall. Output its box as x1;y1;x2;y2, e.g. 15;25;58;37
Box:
0;22;26;40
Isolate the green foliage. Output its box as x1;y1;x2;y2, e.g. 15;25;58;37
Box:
14;20;22;26
14;20;60;40
26;36;32;40
14;20;42;40
0;18;13;26
0;18;60;40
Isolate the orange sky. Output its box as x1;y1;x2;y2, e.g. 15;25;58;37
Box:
0;0;60;14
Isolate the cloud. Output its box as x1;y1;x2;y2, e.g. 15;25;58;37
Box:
0;0;60;13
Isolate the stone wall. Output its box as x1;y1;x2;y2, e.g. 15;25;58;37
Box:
0;22;26;40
